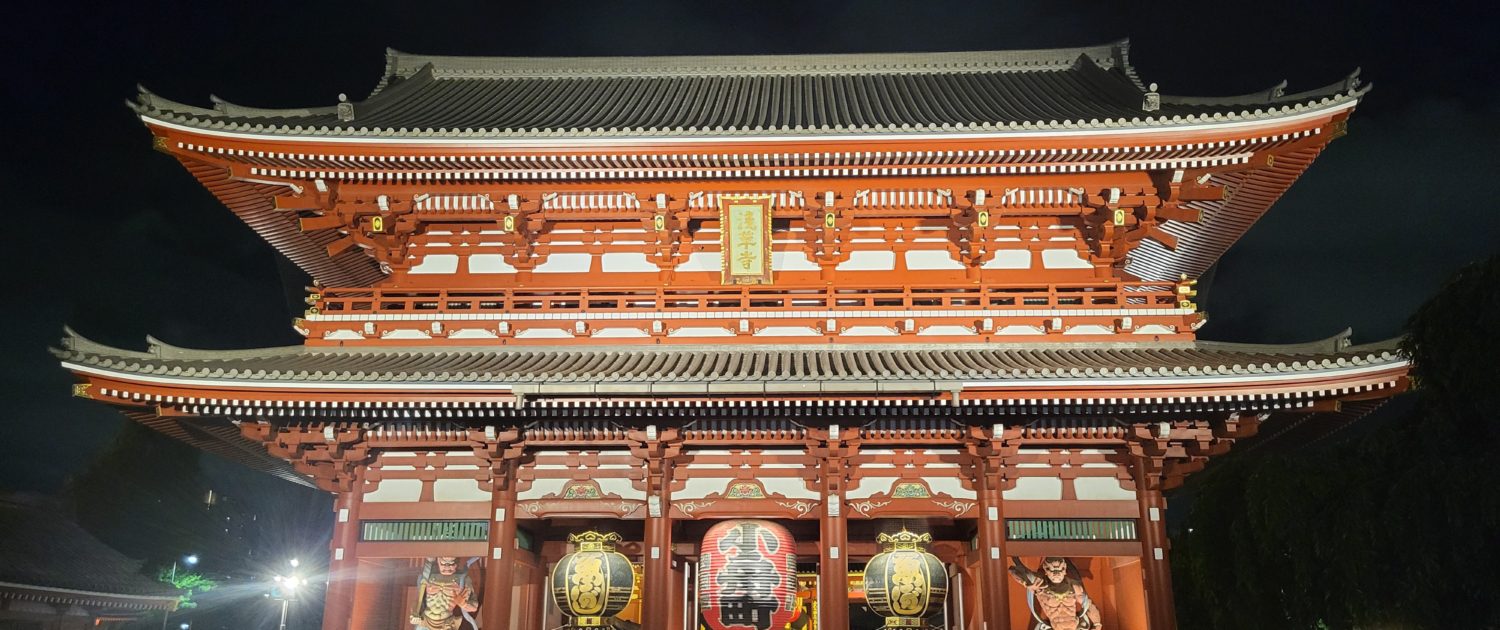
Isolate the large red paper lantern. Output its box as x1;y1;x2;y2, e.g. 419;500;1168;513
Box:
698;519;798;630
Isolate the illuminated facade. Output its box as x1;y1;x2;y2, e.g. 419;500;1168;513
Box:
60;42;1407;629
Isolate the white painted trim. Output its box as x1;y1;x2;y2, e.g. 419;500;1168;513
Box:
62;362;514;391
962;360;1405;388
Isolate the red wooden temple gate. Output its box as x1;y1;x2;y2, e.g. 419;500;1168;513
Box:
60;42;1406;630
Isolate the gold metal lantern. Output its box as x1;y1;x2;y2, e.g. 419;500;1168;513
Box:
549;531;635;628
863;530;949;629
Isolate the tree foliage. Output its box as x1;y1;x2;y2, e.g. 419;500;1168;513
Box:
1173;255;1500;629
157;567;218;609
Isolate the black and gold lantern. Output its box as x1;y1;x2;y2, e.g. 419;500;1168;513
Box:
863;530;949;629
549;531;635;628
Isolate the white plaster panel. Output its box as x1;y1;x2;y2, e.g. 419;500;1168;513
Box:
763;477;819;500
518;478;569;501
598;478;646;500
842;326;897;337
1074;478;1136;501
1003;477;1064;501
1041;249;1093;269
676;477;731;500
926;476;978;500
996;325;1045;335
918;325;974;336
448;329;499;339
534;253;593;273
836;250;896;271
982;250;1032;269
904;250;966;270
593;328;652;338
382;330;432;340
433;479;489;502
772;251;821;271
601;252;658;273
468;254;517;274
515;328;573;339
668;327;736;337
364;479;423;503
755;327;820;337
1064;324;1115;336
410;254;459;274
676;252;722;272
845;477;899;500
1134;324;1177;335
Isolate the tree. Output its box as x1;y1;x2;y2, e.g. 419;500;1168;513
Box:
65;421;243;566
1173;255;1500;629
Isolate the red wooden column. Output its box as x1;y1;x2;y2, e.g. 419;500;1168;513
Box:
817;424;851;630
322;471;364;630
481;458;521;629
635;426;684;630
968;424;1016;630
1133;455;1177;630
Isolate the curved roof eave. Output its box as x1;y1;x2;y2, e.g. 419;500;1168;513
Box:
136;95;1359;148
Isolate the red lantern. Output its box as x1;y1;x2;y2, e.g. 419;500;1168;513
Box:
698;519;798;630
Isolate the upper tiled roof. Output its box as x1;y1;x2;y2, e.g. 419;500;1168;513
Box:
56;328;1404;390
132;41;1366;140
0;496;178;600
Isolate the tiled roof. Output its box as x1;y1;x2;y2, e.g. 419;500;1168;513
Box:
56;328;1404;389
0;496;178;600
131;41;1365;140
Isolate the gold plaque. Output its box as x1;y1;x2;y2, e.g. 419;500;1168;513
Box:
718;194;775;285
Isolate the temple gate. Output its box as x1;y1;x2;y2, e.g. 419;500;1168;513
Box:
60;42;1407;630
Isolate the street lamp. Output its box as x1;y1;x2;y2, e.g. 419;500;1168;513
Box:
271;559;302;630
162;554;199;630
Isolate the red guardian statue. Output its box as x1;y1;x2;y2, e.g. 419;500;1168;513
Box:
410;557;479;630
1008;557;1102;630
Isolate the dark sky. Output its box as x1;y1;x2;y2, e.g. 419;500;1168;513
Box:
4;0;1497;494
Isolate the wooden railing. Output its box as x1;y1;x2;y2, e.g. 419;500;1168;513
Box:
311;281;1183;317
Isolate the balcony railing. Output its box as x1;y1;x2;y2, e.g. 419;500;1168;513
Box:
311;281;1184;317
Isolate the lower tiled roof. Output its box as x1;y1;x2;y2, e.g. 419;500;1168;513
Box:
0;496;178;600
55;328;1403;388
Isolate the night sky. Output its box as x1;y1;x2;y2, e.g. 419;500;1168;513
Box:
5;1;1496;497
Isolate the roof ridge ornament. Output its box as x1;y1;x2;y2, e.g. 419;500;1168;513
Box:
336;93;355;122
1142;82;1160;112
1343;67;1362;95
